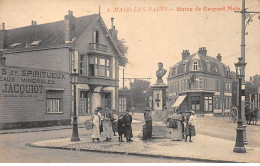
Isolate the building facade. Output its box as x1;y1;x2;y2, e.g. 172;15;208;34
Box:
167;47;234;115
0;11;125;129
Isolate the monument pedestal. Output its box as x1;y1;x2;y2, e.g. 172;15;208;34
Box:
150;83;169;139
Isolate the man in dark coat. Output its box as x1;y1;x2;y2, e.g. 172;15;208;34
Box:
117;114;125;142
123;110;133;141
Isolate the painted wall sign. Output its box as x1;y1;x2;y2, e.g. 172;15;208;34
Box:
0;67;67;98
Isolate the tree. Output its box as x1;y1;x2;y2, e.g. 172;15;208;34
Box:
130;79;150;108
116;39;128;67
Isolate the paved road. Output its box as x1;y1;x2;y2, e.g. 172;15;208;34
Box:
0;124;197;163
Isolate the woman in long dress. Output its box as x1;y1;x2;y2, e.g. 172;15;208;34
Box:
111;110;118;136
170;110;183;141
91;109;102;142
123;110;133;142
103;106;113;141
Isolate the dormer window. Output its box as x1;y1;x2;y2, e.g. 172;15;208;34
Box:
9;43;21;48
30;40;42;47
193;61;198;71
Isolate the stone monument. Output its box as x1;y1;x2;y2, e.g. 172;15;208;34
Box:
150;62;169;138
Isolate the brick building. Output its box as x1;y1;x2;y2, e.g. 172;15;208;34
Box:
167;47;235;115
0;11;125;129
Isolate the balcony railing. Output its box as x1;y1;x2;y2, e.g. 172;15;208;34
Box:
89;43;107;52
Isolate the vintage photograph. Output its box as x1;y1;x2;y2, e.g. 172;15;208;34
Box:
0;0;259;163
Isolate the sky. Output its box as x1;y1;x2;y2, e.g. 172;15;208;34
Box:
0;0;259;88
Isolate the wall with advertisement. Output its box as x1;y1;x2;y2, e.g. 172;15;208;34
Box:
0;65;71;129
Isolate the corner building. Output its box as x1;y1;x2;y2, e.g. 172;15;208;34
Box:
167;47;234;115
0;11;124;129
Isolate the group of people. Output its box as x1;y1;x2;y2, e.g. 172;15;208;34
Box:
168;110;196;142
90;106;133;142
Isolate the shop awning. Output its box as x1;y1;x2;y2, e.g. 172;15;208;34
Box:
172;95;187;108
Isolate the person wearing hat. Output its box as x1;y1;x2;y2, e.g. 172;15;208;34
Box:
144;108;153;140
103;106;113;141
111;110;118;136
123;109;133;141
91;109;102;142
170;109;183;141
185;110;196;142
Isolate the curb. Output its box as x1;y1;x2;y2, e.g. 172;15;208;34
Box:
0;126;85;135
27;143;240;163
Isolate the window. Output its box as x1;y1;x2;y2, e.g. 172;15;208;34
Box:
46;90;63;113
214;97;219;109
215;79;220;91
193;61;198;71
93;30;99;43
198;77;203;89
181;80;184;91
9;43;21;48
30;40;41;47
79;54;87;76
183;63;186;73
225;97;232;109
79;91;89;115
191;96;200;111
204;96;213;112
119;97;127;113
89;56;111;77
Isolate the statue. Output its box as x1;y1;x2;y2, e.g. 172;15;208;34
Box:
156;62;167;84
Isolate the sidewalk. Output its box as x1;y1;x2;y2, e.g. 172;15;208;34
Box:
29;131;260;163
0;119;142;135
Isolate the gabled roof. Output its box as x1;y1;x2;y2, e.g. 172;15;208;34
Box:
5;14;99;50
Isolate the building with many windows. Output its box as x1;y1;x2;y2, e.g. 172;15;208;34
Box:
167;47;234;115
0;11;125;129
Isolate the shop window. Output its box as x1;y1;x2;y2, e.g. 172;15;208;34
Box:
191;96;200;111
204;96;213;112
214;97;220;109
79;91;89;115
46;90;63;113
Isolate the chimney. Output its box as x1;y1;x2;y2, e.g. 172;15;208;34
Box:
0;51;6;66
34;21;37;25
64;10;75;42
109;18;118;41
216;53;222;62
32;20;34;25
198;47;207;56
111;18;114;29
0;23;7;49
182;50;190;60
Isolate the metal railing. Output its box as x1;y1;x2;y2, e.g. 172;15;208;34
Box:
89;43;107;52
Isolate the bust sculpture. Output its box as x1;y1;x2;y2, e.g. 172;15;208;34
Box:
156;62;167;84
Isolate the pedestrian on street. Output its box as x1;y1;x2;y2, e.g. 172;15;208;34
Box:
123;110;133;142
170;109;183;141
180;112;185;139
97;107;103;135
103;106;113;141
144;108;152;140
91;109;102;142
111;109;118;136
117;114;125;142
185;110;196;142
131;106;135;116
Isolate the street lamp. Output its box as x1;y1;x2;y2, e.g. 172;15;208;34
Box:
71;68;80;141
233;57;246;153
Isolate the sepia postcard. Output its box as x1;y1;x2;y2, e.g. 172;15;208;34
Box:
0;0;259;163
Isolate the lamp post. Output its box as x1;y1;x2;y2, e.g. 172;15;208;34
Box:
71;68;80;141
233;57;246;153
